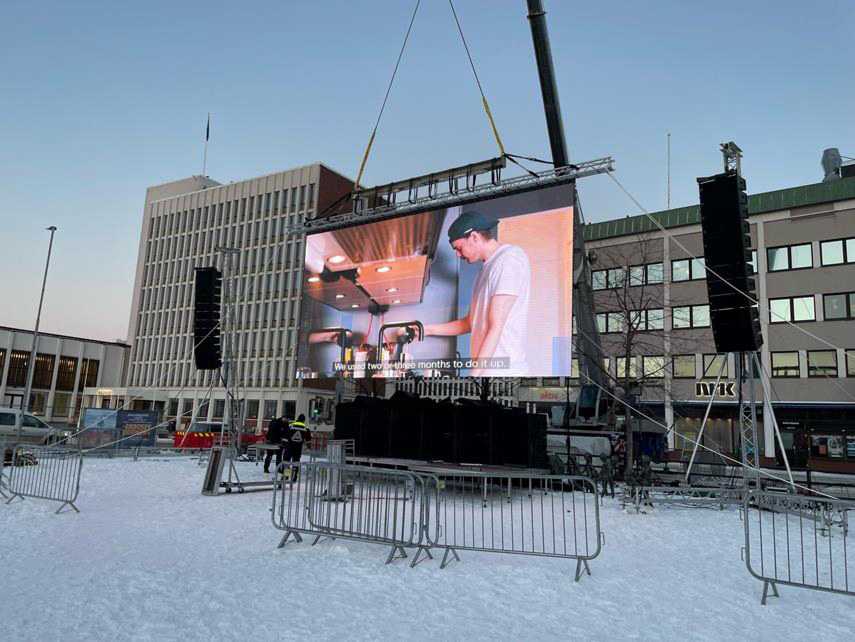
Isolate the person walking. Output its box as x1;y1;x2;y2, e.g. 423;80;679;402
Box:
263;415;287;474
286;414;309;481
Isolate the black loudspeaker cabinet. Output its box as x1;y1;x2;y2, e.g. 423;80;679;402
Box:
193;267;223;370
697;171;763;353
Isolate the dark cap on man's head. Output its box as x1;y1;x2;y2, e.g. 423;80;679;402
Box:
447;211;498;242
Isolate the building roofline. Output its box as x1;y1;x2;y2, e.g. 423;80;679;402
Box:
0;326;130;348
584;176;855;241
146;163;356;206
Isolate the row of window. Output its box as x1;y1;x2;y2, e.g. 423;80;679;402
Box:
591;236;855;290
0;350;99;391
593;293;855;332
149;185;315;240
769;292;855;323
570;351;855;380
767;238;855;272
595;305;711;333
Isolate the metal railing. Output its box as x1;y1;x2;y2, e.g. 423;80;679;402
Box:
4;444;83;514
743;490;854;604
272;462;435;566
424;471;603;580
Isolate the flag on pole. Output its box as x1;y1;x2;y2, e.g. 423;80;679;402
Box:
205;113;210;142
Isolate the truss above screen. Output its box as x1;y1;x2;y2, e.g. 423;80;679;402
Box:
290;156;614;234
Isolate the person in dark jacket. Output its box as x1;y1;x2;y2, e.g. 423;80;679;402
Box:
263;416;288;474
286;414;309;481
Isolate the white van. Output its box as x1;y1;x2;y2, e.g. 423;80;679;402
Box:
0;407;73;444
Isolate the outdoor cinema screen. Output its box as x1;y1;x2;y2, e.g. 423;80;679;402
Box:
296;185;573;379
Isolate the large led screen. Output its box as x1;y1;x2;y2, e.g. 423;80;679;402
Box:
296;186;573;378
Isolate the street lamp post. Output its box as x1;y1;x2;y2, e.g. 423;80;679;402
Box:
17;226;58;441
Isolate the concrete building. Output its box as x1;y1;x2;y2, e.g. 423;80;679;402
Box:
566;172;855;472
124;165;353;430
0;326;129;426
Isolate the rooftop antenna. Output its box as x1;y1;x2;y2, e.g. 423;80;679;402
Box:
666;132;671;209
202;113;211;177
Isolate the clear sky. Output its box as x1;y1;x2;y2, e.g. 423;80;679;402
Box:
1;0;853;342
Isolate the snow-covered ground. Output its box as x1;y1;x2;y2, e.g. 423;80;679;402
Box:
2;457;853;642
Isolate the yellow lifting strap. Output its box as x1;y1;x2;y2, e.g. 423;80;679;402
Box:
482;96;506;158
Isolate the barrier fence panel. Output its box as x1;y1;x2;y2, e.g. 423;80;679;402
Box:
4;444;83;514
744;490;854;604
272;462;434;566
424;471;603;580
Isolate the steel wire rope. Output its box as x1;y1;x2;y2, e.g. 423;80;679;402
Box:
447;0;505;157
49;320;223;448
570;328;841;500
605;170;855;404
353;0;421;190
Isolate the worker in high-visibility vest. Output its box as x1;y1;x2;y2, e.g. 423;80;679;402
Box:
285;414;309;481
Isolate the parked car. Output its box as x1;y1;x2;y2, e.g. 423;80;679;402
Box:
0;407;73;445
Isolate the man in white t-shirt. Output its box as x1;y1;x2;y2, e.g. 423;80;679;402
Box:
421;211;531;376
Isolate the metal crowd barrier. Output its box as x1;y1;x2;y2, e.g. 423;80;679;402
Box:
622;485;744;512
271;461;436;566
4;444;83;514
424;471;602;580
743;490;854;604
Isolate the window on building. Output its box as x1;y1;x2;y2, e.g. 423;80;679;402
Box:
214;399;226;419
671;257;705;282
246;399;259;419
671;304;711;329
32;353;55;389
771;351;800;377
646;262;664;284
53;392;71;418
769;296;815;323
55;356;78;391
767;243;813;271
702;354;728;378
642;355;665;378
747;249;758;274
0;349;5;379
820;238;855;266
168;398;179;417
672;354;696;379
592;271;607;290
616;356;638;380
7;350;30;387
626;308;665;331
848;350;855;377
823;292;855;321
607;268;625;289
570;358;579;379
78;359;99;391
626;262;663;286
807;350;838;377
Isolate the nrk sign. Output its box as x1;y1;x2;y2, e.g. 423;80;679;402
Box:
695;381;737;398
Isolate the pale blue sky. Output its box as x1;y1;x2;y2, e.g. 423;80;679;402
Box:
1;0;852;341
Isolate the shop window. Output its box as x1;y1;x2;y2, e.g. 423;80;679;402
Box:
807;350;837;377
767;243;812;271
672;355;696;379
53;392;71;418
769;296;815;323
771;351;800;378
263;400;277;419
214;399;226;419
168;398;179;417
810;435;846;460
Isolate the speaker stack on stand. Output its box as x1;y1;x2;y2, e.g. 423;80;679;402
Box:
697;171;762;353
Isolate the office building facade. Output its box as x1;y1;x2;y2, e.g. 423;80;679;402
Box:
124;164;353;429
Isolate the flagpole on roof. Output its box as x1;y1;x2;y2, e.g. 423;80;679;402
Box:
202;112;211;177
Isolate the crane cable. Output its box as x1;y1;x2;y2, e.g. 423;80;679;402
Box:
355;0;508;192
447;0;506;158
354;0;422;191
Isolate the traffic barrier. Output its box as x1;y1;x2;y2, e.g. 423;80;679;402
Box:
743;490;854;604
4;444;83;514
272;462;435;566
425;471;603;580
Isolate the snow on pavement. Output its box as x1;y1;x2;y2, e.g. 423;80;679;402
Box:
1;457;852;642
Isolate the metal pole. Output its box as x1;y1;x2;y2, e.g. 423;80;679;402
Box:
525;0;604;389
18;226;57;441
